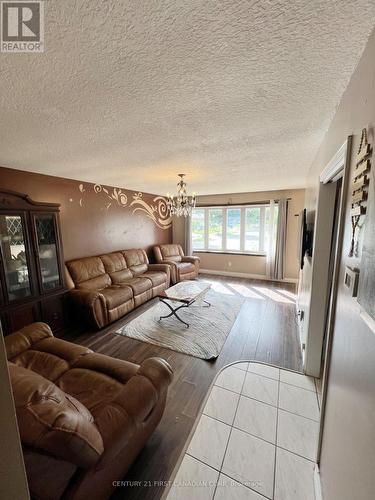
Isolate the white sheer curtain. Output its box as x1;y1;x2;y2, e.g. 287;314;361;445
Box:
184;215;192;255
274;198;288;280
266;200;277;278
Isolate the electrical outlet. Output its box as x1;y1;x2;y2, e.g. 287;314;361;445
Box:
228;261;232;267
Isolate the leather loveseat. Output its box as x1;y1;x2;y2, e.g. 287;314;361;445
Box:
153;244;200;284
6;322;173;500
65;249;170;329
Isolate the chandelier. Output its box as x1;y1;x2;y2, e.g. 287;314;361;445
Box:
167;174;196;217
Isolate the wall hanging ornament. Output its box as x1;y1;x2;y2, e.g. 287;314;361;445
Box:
349;128;372;257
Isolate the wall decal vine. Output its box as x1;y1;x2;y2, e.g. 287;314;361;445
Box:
77;184;172;230
78;184;85;206
94;184;128;209
130;193;172;230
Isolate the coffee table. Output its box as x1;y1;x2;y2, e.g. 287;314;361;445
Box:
157;281;211;328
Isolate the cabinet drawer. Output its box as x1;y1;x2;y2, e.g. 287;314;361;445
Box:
2;302;41;335
41;296;65;333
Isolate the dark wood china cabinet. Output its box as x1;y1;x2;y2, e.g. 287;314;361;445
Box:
0;190;66;335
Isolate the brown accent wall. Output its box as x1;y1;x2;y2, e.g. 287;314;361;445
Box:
0;166;172;261
300;28;375;500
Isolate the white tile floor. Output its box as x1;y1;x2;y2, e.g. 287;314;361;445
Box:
166;361;321;500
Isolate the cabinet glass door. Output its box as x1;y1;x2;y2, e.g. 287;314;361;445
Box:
0;214;32;301
34;214;61;291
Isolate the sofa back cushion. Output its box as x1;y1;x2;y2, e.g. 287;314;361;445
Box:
6;323;93;382
123;249;149;276
160;244;183;262
9;362;104;468
66;257;111;290
100;252;133;284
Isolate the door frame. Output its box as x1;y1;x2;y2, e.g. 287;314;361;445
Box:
304;137;352;377
308;137;353;464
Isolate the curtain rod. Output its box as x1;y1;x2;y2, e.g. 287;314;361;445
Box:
196;198;291;208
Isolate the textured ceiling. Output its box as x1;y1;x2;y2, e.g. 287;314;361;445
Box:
1;1;375;195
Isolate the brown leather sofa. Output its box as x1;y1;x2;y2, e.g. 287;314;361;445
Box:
6;322;173;500
65;249;171;329
153;244;200;284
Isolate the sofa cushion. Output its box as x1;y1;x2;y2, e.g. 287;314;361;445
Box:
6;324;92;382
57;368;124;415
66;256;111;291
9;363;104;468
141;271;167;287
100;286;133;310
100;252;127;273
118;277;152;296
58;353;138;414
76;274;111;291
100;252;133;284
123;249;149;276
66;257;111;290
5;322;53;360
160;244;182;262
111;269;134;285
78;274;112;291
66;257;106;284
10;349;77;383
110;269;134;284
177;262;196;274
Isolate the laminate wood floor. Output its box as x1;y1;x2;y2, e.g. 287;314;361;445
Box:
63;275;302;500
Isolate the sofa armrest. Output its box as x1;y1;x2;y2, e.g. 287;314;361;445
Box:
138;357;173;392
5;322;53;360
94;357;173;467
153;245;163;263
159;260;179;284
70;289;107;329
147;263;171;286
147;263;170;274
181;256;200;264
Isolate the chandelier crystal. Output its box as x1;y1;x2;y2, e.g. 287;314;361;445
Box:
167;174;196;217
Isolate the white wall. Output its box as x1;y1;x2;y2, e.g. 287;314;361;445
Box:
0;333;29;499
298;27;375;500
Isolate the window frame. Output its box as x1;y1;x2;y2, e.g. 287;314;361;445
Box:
191;204;276;256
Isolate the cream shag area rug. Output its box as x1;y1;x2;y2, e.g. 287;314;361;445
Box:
115;289;244;359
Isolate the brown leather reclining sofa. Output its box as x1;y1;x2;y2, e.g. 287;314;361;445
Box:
6;322;173;500
65;249;170;329
153;244;200;284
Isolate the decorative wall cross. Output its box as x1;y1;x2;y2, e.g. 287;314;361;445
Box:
349;128;372;257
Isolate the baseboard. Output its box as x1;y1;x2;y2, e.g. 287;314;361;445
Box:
199;268;298;284
314;464;323;500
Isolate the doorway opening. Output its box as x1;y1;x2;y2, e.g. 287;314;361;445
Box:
303;137;352;465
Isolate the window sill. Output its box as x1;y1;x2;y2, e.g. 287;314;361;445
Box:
193;250;267;257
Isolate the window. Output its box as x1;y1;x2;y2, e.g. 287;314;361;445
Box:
226;208;241;250
191;208;205;249
208;208;223;250
245;207;261;252
191;204;278;254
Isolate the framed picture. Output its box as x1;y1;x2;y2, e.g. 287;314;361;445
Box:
344;267;360;297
